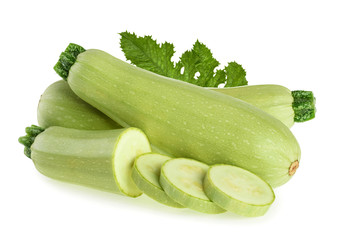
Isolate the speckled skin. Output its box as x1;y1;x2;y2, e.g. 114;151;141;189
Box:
61;48;301;187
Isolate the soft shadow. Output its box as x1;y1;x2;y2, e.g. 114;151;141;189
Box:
37;174;277;221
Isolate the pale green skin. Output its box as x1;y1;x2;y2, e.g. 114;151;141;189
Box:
31;126;151;197
159;158;226;214
37;80;121;130
210;85;294;128
38;81;294;130
131;153;184;208
67;49;301;187
203;165;275;217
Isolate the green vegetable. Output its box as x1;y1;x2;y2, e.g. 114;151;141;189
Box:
211;85;315;127
18;125;151;197
131;153;183;208
54;43;301;187
38;81;314;130
38;80;121;130
159;158;226;214
120;31;247;87
204;164;275;217
120;32;315;127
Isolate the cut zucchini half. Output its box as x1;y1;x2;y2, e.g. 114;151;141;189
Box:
159;158;226;214
131;153;184;208
204;164;275;217
20;126;151;197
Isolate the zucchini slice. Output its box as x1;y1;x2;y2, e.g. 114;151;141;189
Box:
204;164;275;217
19;126;151;197
159;158;226;214
131;153;183;208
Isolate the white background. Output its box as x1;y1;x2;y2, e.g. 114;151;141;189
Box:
1;0;341;239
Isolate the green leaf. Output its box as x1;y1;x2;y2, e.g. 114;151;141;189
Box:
224;61;248;87
119;31;179;78
119;31;247;88
177;41;225;87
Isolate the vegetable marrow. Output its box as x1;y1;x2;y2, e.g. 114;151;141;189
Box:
38;80;120;130
203;164;275;217
18;125;151;197
131;153;183;208
38;81;314;130
210;85;315;128
54;43;301;187
159;158;226;214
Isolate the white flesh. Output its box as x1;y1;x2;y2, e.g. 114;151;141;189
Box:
132;153;183;207
113;128;151;197
160;158;226;214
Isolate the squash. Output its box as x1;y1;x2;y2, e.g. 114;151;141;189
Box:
54;43;301;187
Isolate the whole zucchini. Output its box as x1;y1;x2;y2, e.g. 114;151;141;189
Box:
38;81;315;129
38;80;120;130
211;85;315;128
18;125;151;197
54;43;301;187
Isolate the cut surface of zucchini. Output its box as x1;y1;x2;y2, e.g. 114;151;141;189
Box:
131;153;183;208
159;158;226;214
204;164;275;217
112;128;152;197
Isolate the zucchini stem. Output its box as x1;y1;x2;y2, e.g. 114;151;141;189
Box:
291;90;316;122
18;125;45;158
54;43;86;80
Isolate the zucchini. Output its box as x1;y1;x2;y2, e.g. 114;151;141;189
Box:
210;85;315;128
131;153;183;208
38;80;120;130
38;81;314;130
18;125;151;197
203;164;275;217
159;158;226;214
54;43;301;187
